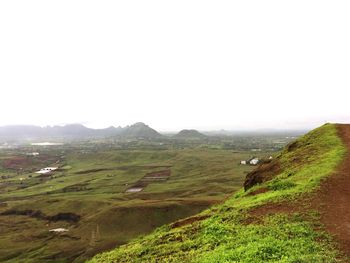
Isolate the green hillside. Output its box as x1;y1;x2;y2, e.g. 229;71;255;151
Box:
174;129;207;140
120;122;162;138
89;124;347;262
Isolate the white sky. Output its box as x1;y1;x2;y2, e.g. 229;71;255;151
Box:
0;1;349;131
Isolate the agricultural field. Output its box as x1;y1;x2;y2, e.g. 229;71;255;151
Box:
0;139;279;263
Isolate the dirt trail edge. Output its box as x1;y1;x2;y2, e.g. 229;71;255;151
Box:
316;124;350;256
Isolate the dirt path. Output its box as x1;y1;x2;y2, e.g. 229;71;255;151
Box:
248;124;350;258
315;124;350;256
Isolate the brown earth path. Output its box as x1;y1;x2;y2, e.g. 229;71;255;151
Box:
315;124;350;257
248;124;350;259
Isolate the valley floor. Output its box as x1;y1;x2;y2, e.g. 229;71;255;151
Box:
0;147;263;262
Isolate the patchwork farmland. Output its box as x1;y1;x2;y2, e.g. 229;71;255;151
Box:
0;143;272;262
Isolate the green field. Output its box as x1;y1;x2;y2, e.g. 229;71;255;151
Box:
0;144;271;262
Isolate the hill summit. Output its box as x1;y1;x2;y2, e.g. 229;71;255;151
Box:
120;122;162;138
174;129;206;139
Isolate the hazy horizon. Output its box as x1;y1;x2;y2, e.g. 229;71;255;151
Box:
0;117;349;132
0;120;341;133
1;1;349;131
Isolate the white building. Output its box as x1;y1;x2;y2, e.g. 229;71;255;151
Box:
249;158;260;165
49;228;68;233
26;152;40;156
35;167;58;174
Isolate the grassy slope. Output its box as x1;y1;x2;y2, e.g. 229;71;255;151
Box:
89;124;346;263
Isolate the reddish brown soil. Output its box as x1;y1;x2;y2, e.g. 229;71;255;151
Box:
248;124;350;258
144;169;171;178
1;155;58;170
249;200;304;217
244;160;281;190
170;215;210;229
314;124;350;256
2;156;31;170
246;187;270;197
128;169;172;189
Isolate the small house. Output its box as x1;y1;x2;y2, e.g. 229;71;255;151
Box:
35;167;58;174
26;152;39;156
249;158;260;165
49;228;68;233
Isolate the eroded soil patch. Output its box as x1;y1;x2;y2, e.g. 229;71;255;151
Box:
170;215;210;229
0;209;81;223
126;169;171;193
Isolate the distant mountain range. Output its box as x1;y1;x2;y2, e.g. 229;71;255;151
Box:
0;122;308;142
0;122;161;141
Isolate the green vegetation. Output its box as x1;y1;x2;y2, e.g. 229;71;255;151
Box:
0;141;269;262
234;123;346;209
89;124;347;263
174;129;206;140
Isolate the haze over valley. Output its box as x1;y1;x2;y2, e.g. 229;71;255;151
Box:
0;121;295;262
1;0;350;262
